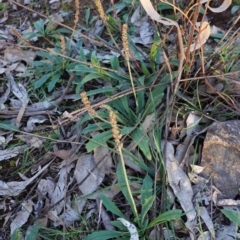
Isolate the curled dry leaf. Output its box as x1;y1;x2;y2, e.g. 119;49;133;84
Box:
24;115;47;132
140;0;179;27
117;218;139;240
201;0;232;13
186;22;210;52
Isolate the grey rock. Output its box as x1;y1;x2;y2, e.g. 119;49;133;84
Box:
201;120;240;199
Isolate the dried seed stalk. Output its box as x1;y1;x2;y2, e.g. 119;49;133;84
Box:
60;35;66;55
11;27;30;45
122;24;137;106
73;0;80;30
94;0;107;24
109;111;122;147
122;24;130;61
80;92;96;116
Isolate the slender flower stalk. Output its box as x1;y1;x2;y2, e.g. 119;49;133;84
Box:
94;0;107;24
60;35;66;55
109;111;138;223
122;24;137;106
80;92;96;116
73;0;80;30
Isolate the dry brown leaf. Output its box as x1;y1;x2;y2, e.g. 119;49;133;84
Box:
162;141;196;239
58;196;86;226
47;13;64;30
94;145;112;174
24;115;47;132
10;200;34;235
0;145;27;161
89;186;120;200
0;160;52;196
17;135;43;148
50;166;74;214
199;207;215;239
0;10;8;23
4;48;36;64
74;154;105;196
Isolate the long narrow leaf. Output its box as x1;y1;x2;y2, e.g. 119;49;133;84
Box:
117;163;138;222
221;209;240;226
84;230;122;240
131;128;151;160
148;209;182;228
100;194;126;219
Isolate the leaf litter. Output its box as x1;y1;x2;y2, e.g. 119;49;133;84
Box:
0;0;240;238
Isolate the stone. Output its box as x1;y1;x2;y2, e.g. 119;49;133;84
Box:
200;120;240;199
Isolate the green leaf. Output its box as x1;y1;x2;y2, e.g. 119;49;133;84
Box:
48;72;61;92
157;2;173;11
140;175;154;224
100;194;126;219
79;47;87;62
34;73;51;89
85;8;90;25
110;56;119;70
0;121;19;131
111;220;128;231
136;89;145;114
83;230;122;240
148;210;182;228
109;96;135;122
81;73;103;86
117;163;138;221
131;128;151;160
82;122;111;134
86;130;112;152
86;87;115;96
107;72;129;82
144;72;177;116
74;65;98;74
231;5;240;14
36;51;54;60
221;209;240;226
141;63;150;77
150;40;161;71
10;229;22;240
141;175;153;206
141;196;155;225
25;223;41;240
106;3;126;13
33;19;45;33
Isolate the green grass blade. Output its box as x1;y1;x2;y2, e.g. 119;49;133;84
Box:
100;194;126;219
86;130;112;152
221;209;240;226
148;209;182;228
117;162;139;224
84;230;122;240
131;128;151;160
141;195;155;225
141;175;153;204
